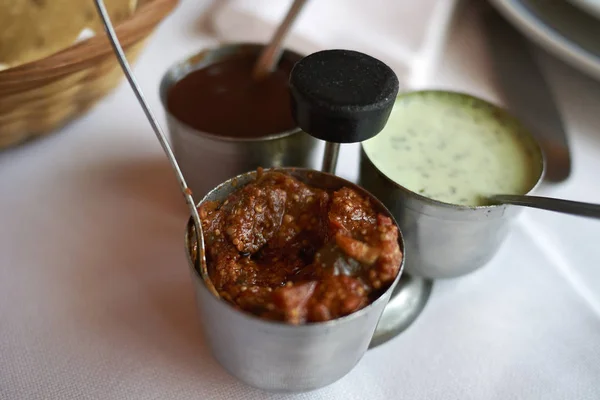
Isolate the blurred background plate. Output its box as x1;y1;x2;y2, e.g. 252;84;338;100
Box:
489;0;600;81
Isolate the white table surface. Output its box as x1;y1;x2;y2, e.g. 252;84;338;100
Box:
1;1;600;399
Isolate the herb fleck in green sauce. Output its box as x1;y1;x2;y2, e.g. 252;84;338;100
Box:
363;92;542;206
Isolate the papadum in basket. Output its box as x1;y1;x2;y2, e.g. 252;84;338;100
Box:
0;0;179;149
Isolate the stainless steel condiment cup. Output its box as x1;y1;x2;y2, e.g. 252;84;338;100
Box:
185;168;405;392
159;43;319;196
359;91;545;279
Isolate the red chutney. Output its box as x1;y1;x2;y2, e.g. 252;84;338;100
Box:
199;170;403;324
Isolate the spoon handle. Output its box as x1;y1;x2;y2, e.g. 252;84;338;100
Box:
93;0;217;296
252;0;309;80
490;194;600;219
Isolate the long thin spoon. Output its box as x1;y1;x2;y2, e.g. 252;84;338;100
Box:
488;194;600;219
93;0;218;297
252;0;309;80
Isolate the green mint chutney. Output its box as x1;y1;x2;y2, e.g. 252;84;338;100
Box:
363;91;542;206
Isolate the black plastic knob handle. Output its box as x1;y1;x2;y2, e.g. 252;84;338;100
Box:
289;49;399;144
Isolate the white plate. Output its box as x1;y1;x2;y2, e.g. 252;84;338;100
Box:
490;0;600;81
568;0;600;19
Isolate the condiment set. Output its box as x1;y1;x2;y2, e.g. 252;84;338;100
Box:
94;0;600;393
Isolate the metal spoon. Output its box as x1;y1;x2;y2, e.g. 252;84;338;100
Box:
93;0;218;297
252;0;309;80
488;194;600;219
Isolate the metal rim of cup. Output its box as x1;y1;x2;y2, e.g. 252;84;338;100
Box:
361;90;547;214
184;167;406;331
159;42;304;143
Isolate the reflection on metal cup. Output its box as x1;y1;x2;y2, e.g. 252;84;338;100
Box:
159;43;320;197
185;168;405;392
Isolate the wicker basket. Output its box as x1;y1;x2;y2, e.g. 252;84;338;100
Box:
0;0;179;149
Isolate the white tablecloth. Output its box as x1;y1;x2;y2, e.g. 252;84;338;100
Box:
1;1;600;399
